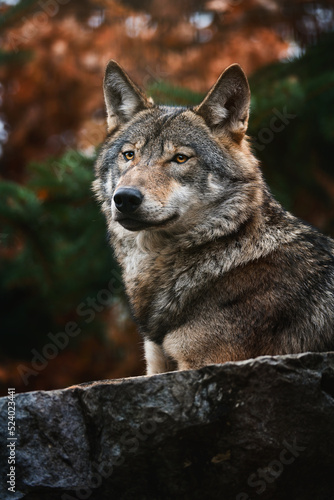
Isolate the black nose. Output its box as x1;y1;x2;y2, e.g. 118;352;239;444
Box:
113;187;143;214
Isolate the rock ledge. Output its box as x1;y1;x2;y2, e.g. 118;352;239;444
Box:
1;352;334;500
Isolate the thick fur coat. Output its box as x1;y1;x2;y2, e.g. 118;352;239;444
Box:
94;61;334;374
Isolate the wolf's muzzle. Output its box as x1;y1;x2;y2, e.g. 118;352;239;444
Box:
113;187;143;215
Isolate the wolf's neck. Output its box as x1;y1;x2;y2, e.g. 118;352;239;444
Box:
112;190;294;277
111;193;297;342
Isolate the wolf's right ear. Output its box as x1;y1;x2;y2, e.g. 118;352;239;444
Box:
195;64;250;142
103;61;152;133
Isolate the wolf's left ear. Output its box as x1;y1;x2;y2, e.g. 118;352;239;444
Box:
195;64;250;142
103;60;152;133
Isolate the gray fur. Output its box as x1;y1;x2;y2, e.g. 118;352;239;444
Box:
94;61;334;374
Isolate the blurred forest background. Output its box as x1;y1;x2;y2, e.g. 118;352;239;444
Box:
0;0;334;395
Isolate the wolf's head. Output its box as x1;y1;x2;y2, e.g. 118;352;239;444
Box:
94;61;264;247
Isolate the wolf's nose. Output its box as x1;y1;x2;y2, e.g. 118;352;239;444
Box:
113;187;143;214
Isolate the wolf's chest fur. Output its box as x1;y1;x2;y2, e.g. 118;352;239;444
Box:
113;230;202;339
94;60;334;374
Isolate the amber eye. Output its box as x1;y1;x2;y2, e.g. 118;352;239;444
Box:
174;154;189;164
123;151;135;161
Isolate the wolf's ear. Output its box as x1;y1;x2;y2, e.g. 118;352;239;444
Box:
195;64;250;142
103;60;152;133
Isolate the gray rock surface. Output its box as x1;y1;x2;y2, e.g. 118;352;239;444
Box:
1;353;334;500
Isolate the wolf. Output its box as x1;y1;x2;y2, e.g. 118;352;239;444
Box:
94;60;334;375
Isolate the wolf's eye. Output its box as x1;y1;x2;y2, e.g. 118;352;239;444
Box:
173;154;189;164
123;151;135;161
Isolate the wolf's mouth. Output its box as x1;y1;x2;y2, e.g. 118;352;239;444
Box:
115;214;178;231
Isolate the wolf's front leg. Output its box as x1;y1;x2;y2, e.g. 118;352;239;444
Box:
144;339;170;375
